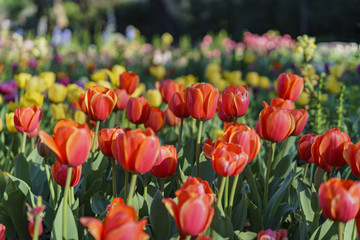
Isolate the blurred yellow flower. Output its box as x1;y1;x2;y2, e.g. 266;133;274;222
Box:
21;91;44;107
91;70;107;82
111;65;126;87
96;80;112;89
9;101;20;112
212;79;229;92
74;110;87;124
325;75;341;94
48;83;68;103
15;73;31;89
162;32;173;47
320;94;328;104
0;118;3;132
67;84;85;104
174;74;198;89
26;76;46;93
296;92;310;106
205;63;221;81
246;72;260;86
329;64;344;79
223;70;242;85
215;129;224;140
131;83;146;98
243;50;256;65
295;35;316;62
39;72;56;89
50;103;68;121
0;95;3;105
85;81;97;89
149;65;166;81
6;112;17;133
144;89;162;107
259;76;271;89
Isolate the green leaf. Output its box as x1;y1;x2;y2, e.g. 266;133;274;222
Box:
243;165;262;213
150;190;170;240
272;154;291;178
298;180;314;231
0;170;5;201
27;149;47;196
209;209;234;240
51;198;79;240
91;192;110;215
7;175;36;206
245;194;263;233
13;153;32;188
234;231;257;240
344;219;355;240
191;153;215;184
310;219;337;240
132;192;148;219
231;192;247;232
178;138;195;175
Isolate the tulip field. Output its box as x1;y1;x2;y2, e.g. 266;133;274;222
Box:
0;28;360;240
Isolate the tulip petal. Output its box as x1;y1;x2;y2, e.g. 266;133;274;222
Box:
39;130;62;160
66;129;91;166
80;217;103;240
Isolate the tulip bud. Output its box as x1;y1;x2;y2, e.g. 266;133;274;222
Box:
14;106;43;133
257;229;288;240
37;138;52;158
290;109;308;136
277;73;304;102
165;108;180;126
120;71;139;94
297;134;317;163
114;89;129;110
6;112;18;133
151;145;177;178
126;97;151;124
51;161;82;187
222;85;250;118
144;108;165;132
168;92;190;119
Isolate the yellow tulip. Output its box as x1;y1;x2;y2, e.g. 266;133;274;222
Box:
74;110;87;124
149;65;166;81
246;72;260;86
9;101;20;112
67;84;85;104
91;70;107;82
329;64;344;79
111;65;126;87
6;112;17;133
21;91;44;107
26;76;46;93
259;76;271;89
0;118;3;132
212;79;229;92
325;75;341;94
48;83;68;103
143;89;162;107
243;50;256;65
39;72;56;89
97;80;112;89
15;73;31;89
85;81;97;89
50;103;68;121
131;83;146;98
296;92;310;106
205;63;221;81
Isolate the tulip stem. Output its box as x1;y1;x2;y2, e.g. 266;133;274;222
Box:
121;110;127;128
185;235;191;240
330;167;335;178
196;120;204;177
338;222;345;240
44;158;56;207
62;166;73;240
263;142;276;211
124;171;129;200
32;196;43;240
127;173;137;205
233;117;237;126
228;174;240;217
21;132;27;155
4;133;15;171
216;176;227;211
31;138;35;150
144;174;148;201
177;118;184;151
161;178;165;196
224;177;229;213
111;158;117;198
302;163;309;183
69;187;74;206
91;121;100;161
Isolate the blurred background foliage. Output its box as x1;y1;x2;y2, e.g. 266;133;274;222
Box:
0;0;359;43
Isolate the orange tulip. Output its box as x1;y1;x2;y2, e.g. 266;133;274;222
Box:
126;97;151;124
80;197;149;240
290;109;308;136
165;108;180;126
257;229;288;240
111;128;160;173
84;86;117;121
98;127;123;157
144;108;165;132
159;79;184;103
39;119;92;166
14;105;43;133
222;85;250;118
263;97;293;110
162;177;214;238
51;161;82;187
114;89;130;110
297;134;317;163
258;106;295;142
319;178;360;222
169;92;190;119
277;73;304;102
0;224;4;240
106;197;124;211
185;83;219;121
211;141;248;176
151;145;177;178
311;128;350;169
120;71;139;94
217;96;234;123
343;141;360;177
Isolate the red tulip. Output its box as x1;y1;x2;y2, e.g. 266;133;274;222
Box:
114;89;130;110
81;198;149;240
257;229;288;240
222;124;261;162
144;108;165;132
211;141;248;176
26;202;45;238
343;142;360;177
319;178;360;222
297;134;317;163
169;92;190;119
159;79;184;103
263;97;294;110
106;197;125;211
0;224;4;240
277;73;303;101
27;123;41;138
39;119;92;166
151;145;177;178
98;127;123;157
84;86;117;121
222;85;250;118
258;106;295;142
14;105;43;133
51;160;82;187
126;97;151;124
185;83;219;121
165;108;180;126
290;109;308;136
217;96;234;123
162;177;214;238
311;128;350;169
255;120;264;139
120;71;139;94
111;128;160;173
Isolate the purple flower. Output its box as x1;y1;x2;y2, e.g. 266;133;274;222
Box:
11;62;18;70
0;80;18;94
58;77;70;86
3;92;19;102
29;59;37;68
74;80;85;89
